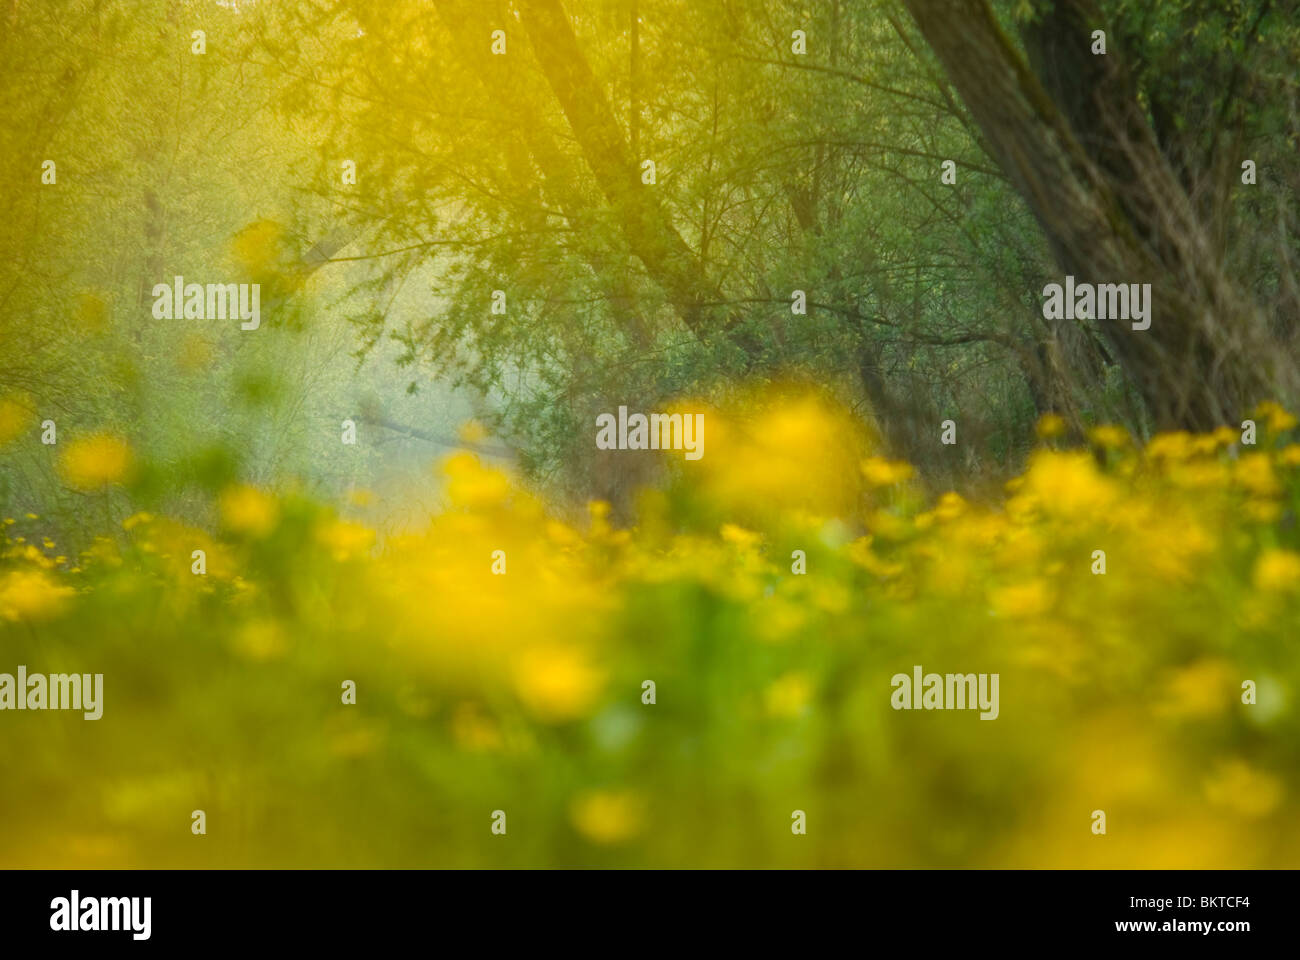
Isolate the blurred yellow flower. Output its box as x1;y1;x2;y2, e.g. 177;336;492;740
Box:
230;218;289;281
443;453;510;509
848;536;903;578
1243;499;1282;524
570;790;645;845
219;485;279;537
934;491;966;521
764;672;813;718
1019;450;1116;518
868;509;910;540
1087;424;1128;450
1253;549;1300;593
1235;454;1279;497
1035;413;1066;440
0;569;75;621
694;391;868;519
1164;460;1229;490
122;512;153;531
316;518;376;561
59;433;131;490
1146;431;1193;462
861;456;913;487
1253;401;1297;434
719;523;761;549
513;646;604;722
1211;426;1237;447
990;579;1052;618
230;619;290;661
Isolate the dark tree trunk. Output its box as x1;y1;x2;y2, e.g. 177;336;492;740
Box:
514;0;762;358
903;0;1293;429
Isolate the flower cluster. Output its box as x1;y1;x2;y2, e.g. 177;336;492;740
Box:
2;395;1298;867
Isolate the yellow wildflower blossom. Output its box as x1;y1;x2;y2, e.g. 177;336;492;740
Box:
219;485;279;538
0;569;75;621
59;433;131;490
1253;549;1300;592
570;790;646;845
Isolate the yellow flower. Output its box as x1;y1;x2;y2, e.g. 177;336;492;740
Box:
867;509;909;540
316;518;376;561
720;523;762;549
230;619;290;661
1087;424;1128;450
570;790;645;844
1244;499;1282;524
513;646;604;722
764;671;813;718
1253;401;1297;434
1146;431;1193;462
861;456;914;487
122;512;153;531
1019;450;1116;519
1211;426;1238;447
934;491;966;521
219;485;279;537
1253;549;1300;592
442;453;510;509
1235;454;1279;497
848;536;903;578
0;569;75;621
990;580;1052;618
59;433;131;490
1165;460;1229;490
230;218;289;281
1035;413;1066;440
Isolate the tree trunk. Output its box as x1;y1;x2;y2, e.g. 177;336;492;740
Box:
903;0;1293;429
514;0;761;358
